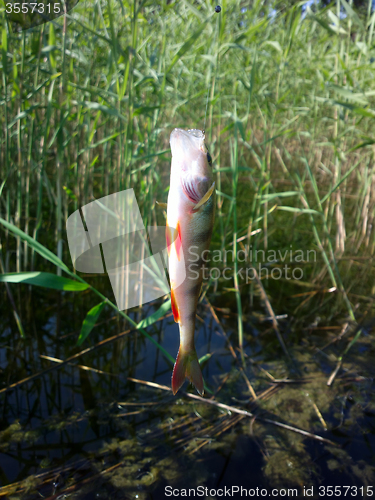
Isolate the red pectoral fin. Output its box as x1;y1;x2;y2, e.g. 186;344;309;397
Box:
171;287;180;323
166;221;182;261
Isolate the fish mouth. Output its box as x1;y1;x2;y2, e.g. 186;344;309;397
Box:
170;128;206;156
185;129;205;139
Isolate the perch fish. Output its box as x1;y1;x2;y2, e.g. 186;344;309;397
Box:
166;128;216;395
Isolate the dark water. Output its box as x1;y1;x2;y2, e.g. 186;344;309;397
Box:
1;265;374;498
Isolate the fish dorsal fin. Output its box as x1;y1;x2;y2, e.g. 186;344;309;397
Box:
192;181;215;211
156;201;168;209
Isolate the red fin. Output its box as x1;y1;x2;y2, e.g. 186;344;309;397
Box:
171;347;204;396
166;221;181;260
170;288;180;323
175;221;182;261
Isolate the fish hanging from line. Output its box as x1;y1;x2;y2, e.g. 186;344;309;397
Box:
164;128;216;396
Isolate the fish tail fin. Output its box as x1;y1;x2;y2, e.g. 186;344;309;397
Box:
172;346;204;396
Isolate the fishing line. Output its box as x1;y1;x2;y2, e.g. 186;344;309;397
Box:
203;5;221;137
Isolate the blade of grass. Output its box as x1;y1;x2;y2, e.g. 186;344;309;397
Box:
0;272;89;291
77;301;106;346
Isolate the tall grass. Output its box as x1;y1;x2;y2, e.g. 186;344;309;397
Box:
1;0;375;376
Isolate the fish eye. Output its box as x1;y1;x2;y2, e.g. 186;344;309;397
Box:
207;152;212;164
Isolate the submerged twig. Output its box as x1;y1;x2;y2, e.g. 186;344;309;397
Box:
311;401;328;430
189;414;244;454
128;378;338;447
257;364;309;384
327;360;343;387
319;322;350;351
40;354;116;376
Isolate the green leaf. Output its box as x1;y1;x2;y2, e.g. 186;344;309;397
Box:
136;298;171;329
7;105;40;128
0;178;7;197
41;45;58;54
320;158;364;203
216;190;234;201
259;191;300;201
78;132;120;155
0;272;89;291
277;206;321;216
308;14;336;35
327;11;348;34
0;217;71;274
327;84;368;105
347;139;375;151
333;101;375;118
132;105;163;117
340;0;365;30
263;41;282;53
64;49;88;64
77;301;106;346
79;101;126;120
198;352;212;365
